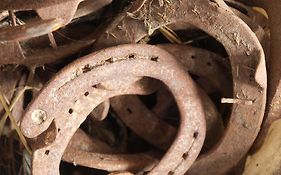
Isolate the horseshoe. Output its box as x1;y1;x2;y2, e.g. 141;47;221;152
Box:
62;128;159;172
60;77;162;172
0;19;63;42
111;44;228;151
235;0;281;153
0;0;112;26
20;44;206;175
94;0;267;174
225;0;268;29
0;0;111;65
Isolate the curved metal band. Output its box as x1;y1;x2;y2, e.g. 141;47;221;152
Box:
21;44;206;175
94;0;267;174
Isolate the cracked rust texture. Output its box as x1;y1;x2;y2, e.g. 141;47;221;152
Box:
111;44;228;151
93;0;267;174
20;44;206;175
0;0;112;25
236;0;281;152
0;0;111;65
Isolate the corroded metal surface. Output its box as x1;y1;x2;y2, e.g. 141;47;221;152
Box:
236;0;281;153
20;44;206;175
0;0;270;174
0;0;112;25
93;0;267;174
0;0;110;65
111;44;227;151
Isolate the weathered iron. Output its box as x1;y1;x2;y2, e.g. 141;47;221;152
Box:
21;44;206;175
111;44;228;151
93;0;267;174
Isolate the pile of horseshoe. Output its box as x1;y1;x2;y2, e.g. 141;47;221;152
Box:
1;0;279;174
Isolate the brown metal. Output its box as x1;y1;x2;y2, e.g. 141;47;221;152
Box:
0;0;76;10
66;129;114;153
74;0;112;19
60;77;161;172
225;0;268;29
90;100;110;121
93;0;267;174
129;0;147;13
0;18;66;65
236;0;281;153
0;0;111;26
111;44;227;151
0;0;111;65
0;19;63;42
154;85;224;153
108;172;133;175
62;128;160;172
63;149;158;172
159;44;231;96
21;44;206;175
111;95;177;151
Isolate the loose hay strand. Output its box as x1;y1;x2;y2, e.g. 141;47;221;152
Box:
0;90;32;154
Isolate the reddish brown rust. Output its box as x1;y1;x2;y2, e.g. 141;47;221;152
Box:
21;44;206;175
111;95;177;151
63;129;160;172
94;0;267;174
60;77;161;171
0;0;111;25
153;85;224;153
0;18;63;42
0;0;76;10
159;44;231;96
63;149;158;172
111;85;223;152
0;0;112;65
90;100;110;121
236;0;281;153
108;172;133;175
225;0;268;29
111;44;227;151
129;0;147;13
74;0;112;19
66;129;114;154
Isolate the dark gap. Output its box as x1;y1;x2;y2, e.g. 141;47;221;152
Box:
45;150;50;155
84;91;89;96
23;90;33;109
182;152;189;160
193;131;199;139
68;108;74;114
127;108;132;114
150;56;159;62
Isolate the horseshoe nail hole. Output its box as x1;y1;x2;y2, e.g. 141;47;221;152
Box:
207;62;212;66
182;152;189;160
82;64;94;73
68;108;74;114
191;55;196;59
45;150;50;155
193;131;199;139
58;128;61;132
92;84;101;88
168;171;174;175
128;54;136;59
127;108;132;114
84;91;89;96
150;56;159;62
